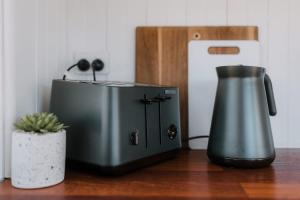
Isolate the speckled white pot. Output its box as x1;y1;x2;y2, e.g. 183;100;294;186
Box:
11;130;66;189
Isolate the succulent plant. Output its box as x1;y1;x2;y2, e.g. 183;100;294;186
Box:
14;112;67;134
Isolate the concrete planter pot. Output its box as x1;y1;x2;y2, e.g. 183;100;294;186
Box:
11;130;66;189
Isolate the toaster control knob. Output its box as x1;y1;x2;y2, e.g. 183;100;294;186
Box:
168;124;177;140
130;130;139;145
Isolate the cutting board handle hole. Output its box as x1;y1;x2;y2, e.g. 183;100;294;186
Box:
208;46;240;55
193;33;201;40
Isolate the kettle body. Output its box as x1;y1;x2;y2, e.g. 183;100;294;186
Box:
207;65;277;168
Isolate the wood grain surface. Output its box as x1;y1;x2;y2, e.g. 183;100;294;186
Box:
1;149;300;199
135;26;258;147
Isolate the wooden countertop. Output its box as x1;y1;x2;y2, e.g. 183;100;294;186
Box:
1;149;300;199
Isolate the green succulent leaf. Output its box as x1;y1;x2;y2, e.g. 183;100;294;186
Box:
14;112;67;134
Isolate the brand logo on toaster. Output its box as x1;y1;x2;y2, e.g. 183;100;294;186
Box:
164;89;177;95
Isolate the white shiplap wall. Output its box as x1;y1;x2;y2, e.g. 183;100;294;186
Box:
0;0;4;180
2;0;18;178
11;0;300;150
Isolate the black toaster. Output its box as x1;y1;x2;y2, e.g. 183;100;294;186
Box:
49;80;182;174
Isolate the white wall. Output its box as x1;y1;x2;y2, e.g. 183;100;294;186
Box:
0;0;4;181
1;0;17;178
11;0;300;149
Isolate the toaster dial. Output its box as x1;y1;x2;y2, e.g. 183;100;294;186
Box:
167;124;177;140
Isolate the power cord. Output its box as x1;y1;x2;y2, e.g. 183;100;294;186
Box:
189;135;209;140
91;59;104;82
183;135;209;142
63;58;104;81
62;64;77;80
63;59;90;80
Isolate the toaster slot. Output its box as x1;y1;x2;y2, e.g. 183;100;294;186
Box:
140;94;160;149
145;102;160;150
155;95;173;145
144;100;148;148
158;102;162;144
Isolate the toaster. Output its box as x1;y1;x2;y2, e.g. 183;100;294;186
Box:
49;80;181;174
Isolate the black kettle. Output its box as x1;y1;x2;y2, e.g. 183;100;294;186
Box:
207;65;277;168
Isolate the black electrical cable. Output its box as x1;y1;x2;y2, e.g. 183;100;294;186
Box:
62;63;78;80
63;59;101;81
183;135;209;142
92;68;96;82
189;135;209;140
67;63;78;71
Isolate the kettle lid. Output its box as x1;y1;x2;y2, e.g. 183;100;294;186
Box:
216;65;266;78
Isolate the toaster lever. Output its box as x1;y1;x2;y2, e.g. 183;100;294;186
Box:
154;95;172;102
140;98;153;104
140;95;171;104
140;98;160;104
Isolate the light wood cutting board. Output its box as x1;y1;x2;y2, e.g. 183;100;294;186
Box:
135;26;259;148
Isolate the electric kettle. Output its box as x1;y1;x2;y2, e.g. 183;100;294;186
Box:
207;65;277;168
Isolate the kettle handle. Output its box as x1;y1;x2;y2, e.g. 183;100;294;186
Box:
264;74;277;116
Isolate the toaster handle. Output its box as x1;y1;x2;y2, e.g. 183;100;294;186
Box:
140;95;171;104
140;98;155;104
154;96;172;102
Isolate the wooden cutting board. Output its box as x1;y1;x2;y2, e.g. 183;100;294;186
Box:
135;26;259;148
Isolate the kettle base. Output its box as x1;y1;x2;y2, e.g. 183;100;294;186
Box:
208;154;275;168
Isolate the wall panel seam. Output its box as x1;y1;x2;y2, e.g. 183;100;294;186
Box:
34;0;39;113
